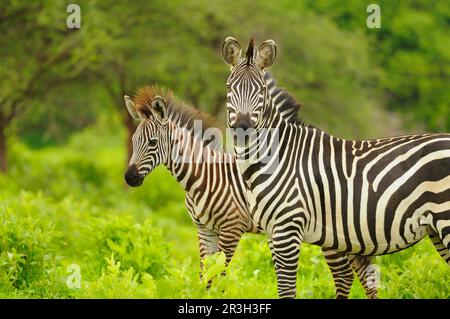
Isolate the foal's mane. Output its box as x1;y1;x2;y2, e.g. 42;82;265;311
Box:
133;85;225;134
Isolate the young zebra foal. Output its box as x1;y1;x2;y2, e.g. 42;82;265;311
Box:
123;86;379;298
124;86;257;275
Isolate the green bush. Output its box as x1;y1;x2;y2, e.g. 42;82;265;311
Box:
79;255;157;299
83;215;172;280
0;208;64;297
0;128;448;299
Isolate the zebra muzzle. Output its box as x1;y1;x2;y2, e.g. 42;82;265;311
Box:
232;113;253;130
124;164;144;187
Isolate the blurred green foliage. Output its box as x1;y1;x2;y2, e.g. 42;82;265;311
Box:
6;0;449;151
304;0;450;131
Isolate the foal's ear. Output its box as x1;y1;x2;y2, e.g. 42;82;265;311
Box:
222;37;242;67
256;39;277;70
124;95;140;120
150;96;168;125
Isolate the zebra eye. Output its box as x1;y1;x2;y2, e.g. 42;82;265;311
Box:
148;138;157;147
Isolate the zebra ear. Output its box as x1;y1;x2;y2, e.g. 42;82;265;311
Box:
124;95;140;121
256;39;277;70
150;96;168;125
222;37;242;67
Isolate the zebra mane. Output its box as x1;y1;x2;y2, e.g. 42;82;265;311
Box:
264;72;307;126
133;85;225;134
246;38;255;65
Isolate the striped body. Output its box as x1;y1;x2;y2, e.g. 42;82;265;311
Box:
168;132;259;259
222;38;450;298
243;125;450;255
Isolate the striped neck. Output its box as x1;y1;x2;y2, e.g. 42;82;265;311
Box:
233;73;306;165
163;116;226;195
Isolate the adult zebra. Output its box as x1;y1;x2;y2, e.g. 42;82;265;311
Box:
222;37;450;298
123;85;379;298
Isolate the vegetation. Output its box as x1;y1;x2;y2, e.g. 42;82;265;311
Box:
304;0;450;131
0;1;448;298
0;120;449;298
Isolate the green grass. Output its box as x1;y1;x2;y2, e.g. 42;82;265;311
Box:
0;124;449;299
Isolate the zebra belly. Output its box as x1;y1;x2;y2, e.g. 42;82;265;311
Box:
310;221;429;256
312;190;448;255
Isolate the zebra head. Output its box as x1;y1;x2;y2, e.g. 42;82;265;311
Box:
123;94;169;187
222;37;277;129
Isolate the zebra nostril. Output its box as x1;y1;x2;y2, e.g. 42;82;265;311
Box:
233;113;252;130
124;164;143;186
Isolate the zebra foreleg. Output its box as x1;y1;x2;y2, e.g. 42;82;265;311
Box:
218;227;245;267
197;226;219;288
269;227;303;299
348;255;378;299
322;248;355;299
212;228;245;294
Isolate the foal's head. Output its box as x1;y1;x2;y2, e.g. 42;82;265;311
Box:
123;87;170;187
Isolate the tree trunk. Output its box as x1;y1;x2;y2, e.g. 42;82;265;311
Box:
0;124;7;173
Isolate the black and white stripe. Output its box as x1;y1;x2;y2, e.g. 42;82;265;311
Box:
223;38;450;298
